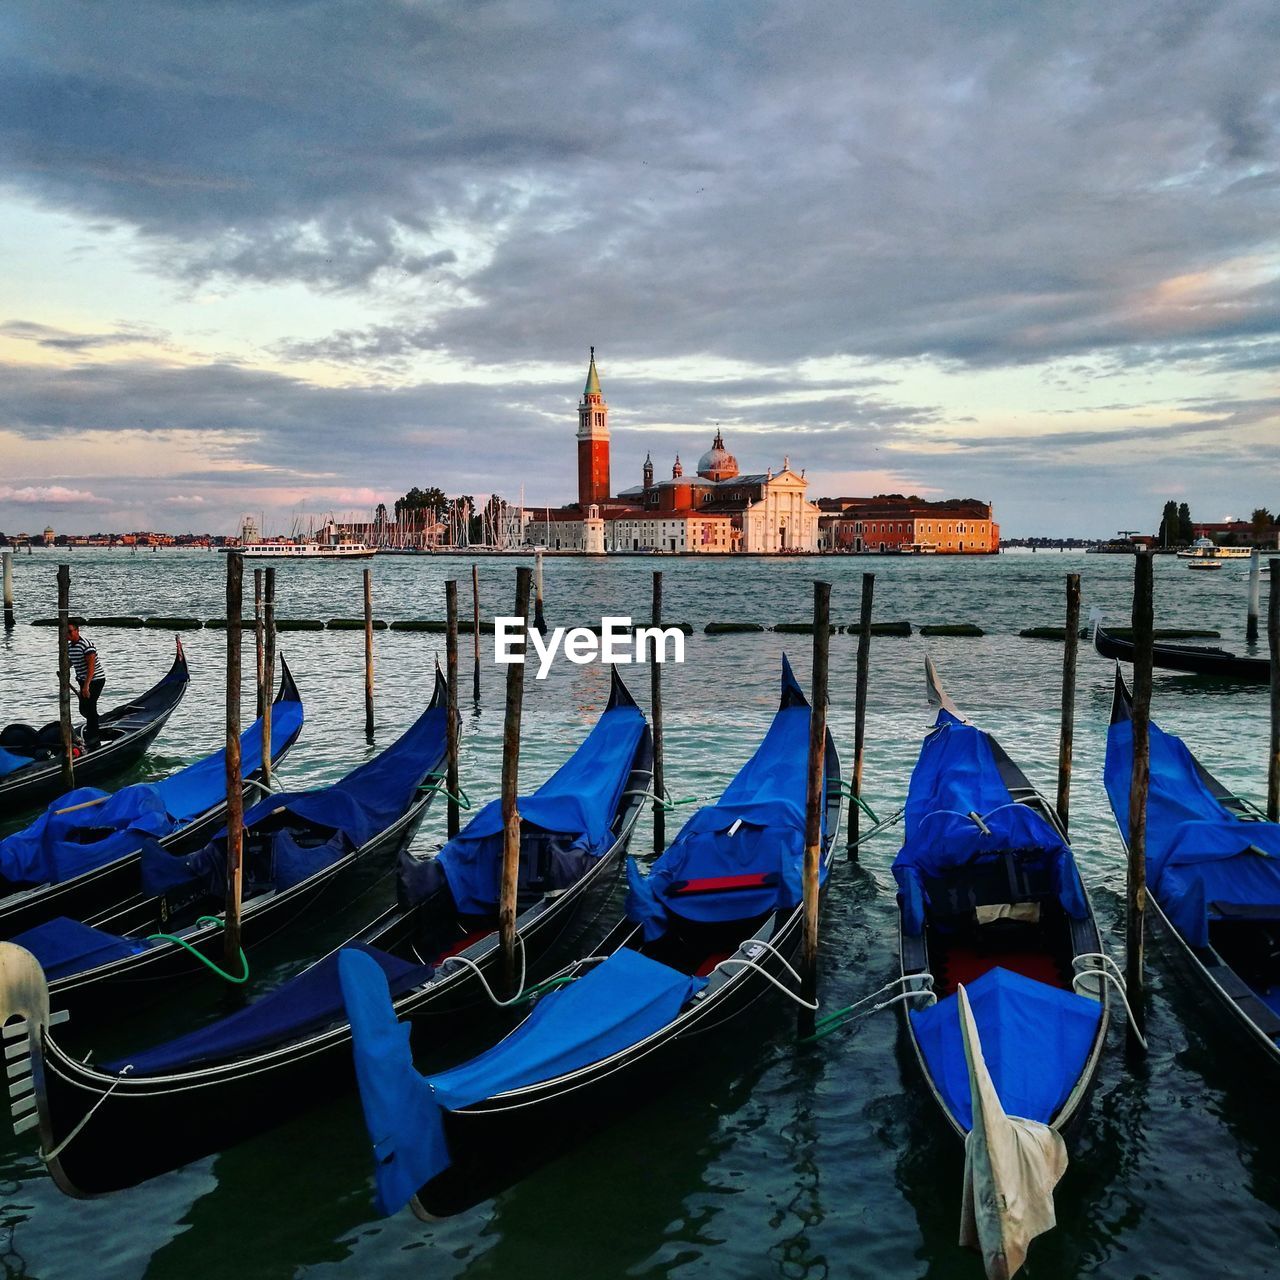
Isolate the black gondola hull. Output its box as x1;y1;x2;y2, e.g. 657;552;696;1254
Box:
0;644;190;820
1094;623;1269;683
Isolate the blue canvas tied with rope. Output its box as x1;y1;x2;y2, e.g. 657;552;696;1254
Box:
1105;714;1280;947
140;695;447;903
891;711;1089;937
405;699;646;913
627;656;820;942
340;944;704;1215
0;696;303;889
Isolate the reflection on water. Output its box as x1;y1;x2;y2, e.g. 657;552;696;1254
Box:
1;550;1278;1278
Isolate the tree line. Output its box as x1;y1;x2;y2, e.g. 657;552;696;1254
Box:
1158;500;1276;545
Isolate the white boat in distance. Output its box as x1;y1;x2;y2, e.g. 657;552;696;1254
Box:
1176;536;1253;560
223;516;376;560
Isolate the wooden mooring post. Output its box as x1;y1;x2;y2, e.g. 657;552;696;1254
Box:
1268;560;1279;823
445;579;461;839
800;580;831;1038
224;551;245;971
849;572;874;860
3;551;14;629
651;571;666;855
1056;573;1081;833
363;568;375;740
1126;553;1152;1053
1247;550;1261;646
500;566;532;995
254;569;265;719
471;563;481;702
533;550;546;634
261;567;276;788
56;564;74;790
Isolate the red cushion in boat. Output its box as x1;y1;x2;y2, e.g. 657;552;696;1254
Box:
666;872;780;897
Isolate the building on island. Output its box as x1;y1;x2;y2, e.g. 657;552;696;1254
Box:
526;351;822;554
817;496;999;554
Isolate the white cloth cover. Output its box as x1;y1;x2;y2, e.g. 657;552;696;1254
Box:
956;982;1069;1280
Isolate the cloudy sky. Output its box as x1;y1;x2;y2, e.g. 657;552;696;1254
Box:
2;0;1278;537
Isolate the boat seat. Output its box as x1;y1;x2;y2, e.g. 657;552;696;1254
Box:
667;872;780;898
1209;901;1280;922
923;851;1055;925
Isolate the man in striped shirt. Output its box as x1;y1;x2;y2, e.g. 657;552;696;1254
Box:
67;622;107;744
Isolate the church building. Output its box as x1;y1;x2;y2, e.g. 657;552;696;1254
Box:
526;351;821;554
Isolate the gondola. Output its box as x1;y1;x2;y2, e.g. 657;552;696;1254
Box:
0;667;650;1196
1093;618;1268;684
0;660;304;938
895;661;1109;1138
0;667;451;1032
0;639;190;820
338;655;841;1220
1105;669;1280;1066
892;661;1109;1275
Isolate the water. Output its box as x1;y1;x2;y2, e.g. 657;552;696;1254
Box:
0;549;1276;1279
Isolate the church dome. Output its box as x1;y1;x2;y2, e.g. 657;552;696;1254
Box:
697;429;739;481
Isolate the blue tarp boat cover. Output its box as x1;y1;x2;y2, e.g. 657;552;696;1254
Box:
0;747;30;779
414;696;646;914
140;695;446;901
104;943;434;1075
1105;714;1280;946
910;966;1102;1130
340;944;705;1215
12;916;152;980
627;657;820;942
891;711;1089;936
0;696;304;889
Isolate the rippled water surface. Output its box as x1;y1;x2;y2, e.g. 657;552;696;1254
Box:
0;548;1277;1279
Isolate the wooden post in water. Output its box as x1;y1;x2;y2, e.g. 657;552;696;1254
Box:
500;566;532;995
651;571;666;856
1126;553;1152;1052
849;572;874;860
223;551;245;971
261;567;276;788
1268;561;1279;823
363;568;375;740
3;551;14;629
800;580;831;1038
56;564;74;790
445;579;461;839
471;563;481;702
253;569;265;719
1056;573;1081;833
1247;550;1261;645
533;550;546;634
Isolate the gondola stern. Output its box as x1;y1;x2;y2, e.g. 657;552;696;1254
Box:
1110;664;1132;725
779;653;809;709
430;661;449;710
274;653;301;705
606;663;641;712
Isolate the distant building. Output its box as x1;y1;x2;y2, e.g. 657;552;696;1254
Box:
527;352;822;553
42;526;55;546
818;496;999;554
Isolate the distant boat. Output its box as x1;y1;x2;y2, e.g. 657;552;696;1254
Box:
1176;537;1253;561
223;516;375;559
1187;560;1223;571
1093;619;1269;684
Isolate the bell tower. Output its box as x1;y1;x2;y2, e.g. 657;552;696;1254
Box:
577;347;610;508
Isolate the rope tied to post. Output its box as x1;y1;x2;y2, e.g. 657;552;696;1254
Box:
800;974;937;1044
147;916;250;984
419;773;472;811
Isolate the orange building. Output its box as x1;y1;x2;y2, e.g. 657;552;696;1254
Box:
819;496;1000;554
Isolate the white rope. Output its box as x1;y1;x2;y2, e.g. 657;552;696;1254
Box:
438;931;528;1008
1072;955;1148;1051
711;937;820;1009
41;1065;133;1164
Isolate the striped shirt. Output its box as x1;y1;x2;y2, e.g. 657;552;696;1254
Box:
67;636;105;684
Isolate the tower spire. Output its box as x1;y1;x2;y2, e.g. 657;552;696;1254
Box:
577;346;610;507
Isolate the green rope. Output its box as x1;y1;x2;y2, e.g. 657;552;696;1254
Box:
147;915;250;985
833;780;880;826
511;974;575;1005
419;775;472;811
